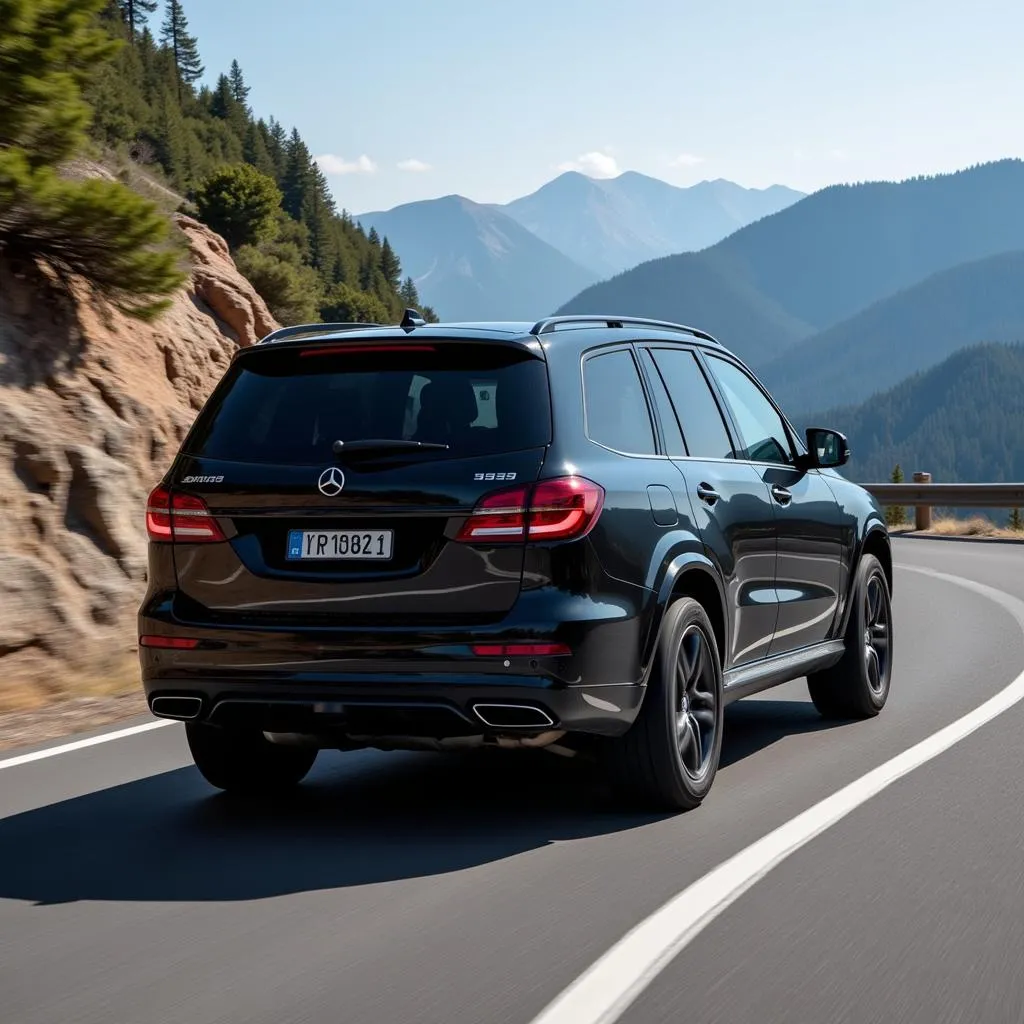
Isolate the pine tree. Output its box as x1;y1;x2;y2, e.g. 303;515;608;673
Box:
160;0;204;99
0;0;184;317
265;118;289;181
243;122;277;180
119;0;157;40
1009;508;1023;532
399;276;420;307
380;238;401;292
194;165;282;250
228;60;250;107
281;130;314;221
886;463;905;527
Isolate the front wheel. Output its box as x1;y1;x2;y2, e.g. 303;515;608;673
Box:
185;722;318;794
603;597;724;811
807;553;893;719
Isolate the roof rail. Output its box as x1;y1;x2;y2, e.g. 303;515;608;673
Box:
257;322;384;345
529;315;720;345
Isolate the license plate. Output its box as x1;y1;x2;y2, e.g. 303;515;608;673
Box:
286;529;394;561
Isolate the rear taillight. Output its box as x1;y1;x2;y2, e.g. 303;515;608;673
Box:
456;476;604;543
139;636;201;649
471;643;572;657
145;487;225;543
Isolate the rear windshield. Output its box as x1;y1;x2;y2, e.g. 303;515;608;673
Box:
184;342;552;465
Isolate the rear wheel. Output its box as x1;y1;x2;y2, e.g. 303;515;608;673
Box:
185;722;318;794
807;553;892;719
603;597;724;811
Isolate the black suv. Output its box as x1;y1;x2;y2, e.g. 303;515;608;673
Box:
139;311;893;810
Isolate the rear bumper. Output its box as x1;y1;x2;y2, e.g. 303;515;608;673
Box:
143;677;644;738
139;585;653;738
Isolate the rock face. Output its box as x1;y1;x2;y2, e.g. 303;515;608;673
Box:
0;215;278;711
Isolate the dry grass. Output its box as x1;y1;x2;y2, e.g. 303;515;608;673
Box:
0;652;148;752
890;515;1024;540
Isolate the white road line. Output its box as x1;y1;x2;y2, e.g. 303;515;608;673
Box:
0;719;174;772
528;563;1024;1024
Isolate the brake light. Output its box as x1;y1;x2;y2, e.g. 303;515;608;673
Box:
299;344;436;357
139;636;201;649
145;487;225;543
472;643;572;657
456;477;604;543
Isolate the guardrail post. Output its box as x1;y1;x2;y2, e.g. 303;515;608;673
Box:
912;472;932;530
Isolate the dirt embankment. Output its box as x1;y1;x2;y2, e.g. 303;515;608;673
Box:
0;215;277;716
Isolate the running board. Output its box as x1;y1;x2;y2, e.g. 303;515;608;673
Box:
723;640;845;704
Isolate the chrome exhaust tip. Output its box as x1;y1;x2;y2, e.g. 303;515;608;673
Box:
471;703;556;729
150;695;203;721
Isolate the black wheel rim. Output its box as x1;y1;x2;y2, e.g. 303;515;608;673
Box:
674;624;718;781
863;573;890;695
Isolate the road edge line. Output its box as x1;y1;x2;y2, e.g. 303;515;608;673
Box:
0;719;174;772
527;563;1024;1024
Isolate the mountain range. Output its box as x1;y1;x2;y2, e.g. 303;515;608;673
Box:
352;194;596;322
359;158;1024;494
498;172;804;277
356;173;805;320
803;342;1024;486
758;249;1024;415
559;159;1024;368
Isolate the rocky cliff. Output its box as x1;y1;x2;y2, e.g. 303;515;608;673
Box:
0;216;277;712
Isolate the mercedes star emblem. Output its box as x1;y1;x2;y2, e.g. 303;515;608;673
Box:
318;466;346;497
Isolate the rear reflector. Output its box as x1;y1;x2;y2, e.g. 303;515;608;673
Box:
472;643;572;657
456;477;604;543
139;636;201;650
299;344;436;357
145;487;225;543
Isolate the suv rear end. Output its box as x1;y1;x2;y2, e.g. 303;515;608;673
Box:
139;324;641;770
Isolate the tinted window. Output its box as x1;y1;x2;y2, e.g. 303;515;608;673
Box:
649;349;734;459
186;344;551;465
704;355;793;465
583;349;656;455
639;350;685;456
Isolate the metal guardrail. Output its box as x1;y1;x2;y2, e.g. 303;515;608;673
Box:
862;472;1024;530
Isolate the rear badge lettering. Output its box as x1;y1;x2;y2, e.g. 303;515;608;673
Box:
182;475;224;484
474;472;517;481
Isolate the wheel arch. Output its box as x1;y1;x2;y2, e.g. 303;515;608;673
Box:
644;553;728;675
836;525;892;638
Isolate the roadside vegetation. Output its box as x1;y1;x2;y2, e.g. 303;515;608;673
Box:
86;0;435;324
0;0;185;317
0;0;431;326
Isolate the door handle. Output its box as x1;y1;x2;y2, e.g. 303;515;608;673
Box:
696;483;720;506
771;484;792;505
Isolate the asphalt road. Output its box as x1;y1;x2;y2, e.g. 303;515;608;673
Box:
2;536;1024;1024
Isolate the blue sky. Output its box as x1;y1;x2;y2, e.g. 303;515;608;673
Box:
181;0;1024;214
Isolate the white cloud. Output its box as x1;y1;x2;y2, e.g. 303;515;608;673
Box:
556;150;620;178
670;152;705;168
315;153;377;175
397;158;431;173
827;148;851;161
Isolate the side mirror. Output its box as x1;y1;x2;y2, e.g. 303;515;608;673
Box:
803;427;849;469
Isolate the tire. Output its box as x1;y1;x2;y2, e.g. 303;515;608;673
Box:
185;721;318;794
807;553;893;719
603;597;725;811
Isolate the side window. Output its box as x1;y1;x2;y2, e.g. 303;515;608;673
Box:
639;349;685;456
648;348;734;460
583;349;657;455
703;355;793;465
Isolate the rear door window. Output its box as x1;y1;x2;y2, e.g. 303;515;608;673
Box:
583;348;657;455
648;348;735;460
185;343;551;465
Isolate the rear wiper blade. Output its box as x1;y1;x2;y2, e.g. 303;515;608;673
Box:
332;438;449;456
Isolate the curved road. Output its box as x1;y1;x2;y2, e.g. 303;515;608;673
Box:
2;536;1024;1024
